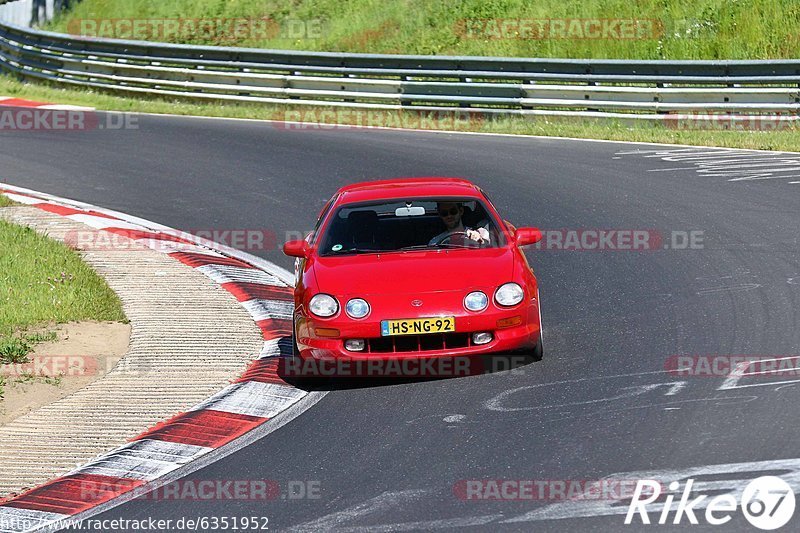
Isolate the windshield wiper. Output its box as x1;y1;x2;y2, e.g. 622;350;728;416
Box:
335;247;384;254
436;243;479;249
397;244;437;251
398;243;476;251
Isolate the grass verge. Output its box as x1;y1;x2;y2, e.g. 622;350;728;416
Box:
1;75;799;152
45;0;800;60
0;194;16;208
0;206;126;399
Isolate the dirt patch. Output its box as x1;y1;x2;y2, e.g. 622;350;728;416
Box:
0;321;130;425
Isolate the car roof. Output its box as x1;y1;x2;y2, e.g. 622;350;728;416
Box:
334;177;483;204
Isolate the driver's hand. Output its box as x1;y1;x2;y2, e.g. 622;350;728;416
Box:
466;229;487;243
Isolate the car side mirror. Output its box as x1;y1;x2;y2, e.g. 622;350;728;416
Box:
515;227;542;247
283;239;310;258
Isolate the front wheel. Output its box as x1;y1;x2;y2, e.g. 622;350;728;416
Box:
530;335;543;362
290;319;328;389
292;317;301;358
532;289;543;361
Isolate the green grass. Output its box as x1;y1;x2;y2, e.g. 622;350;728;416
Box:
45;0;800;59
1;74;799;152
0;195;15;208
0;331;57;364
0;218;126;366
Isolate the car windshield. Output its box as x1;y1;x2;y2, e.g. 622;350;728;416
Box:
318;198;505;256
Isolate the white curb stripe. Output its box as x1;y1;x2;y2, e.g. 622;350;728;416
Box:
71;439;213;481
74;462;180;482
67;215;146;231
196;264;283;286
191;382;307;418
1;193;40;205
240;299;294;321
259;338;293;359
71;440;213;482
139;239;224;256
0;98;93;112
74;440;213;471
37;105;95;111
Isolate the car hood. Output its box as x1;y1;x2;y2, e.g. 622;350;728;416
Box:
311;248;515;296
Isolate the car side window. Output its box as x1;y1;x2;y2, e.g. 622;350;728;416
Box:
474;192;507;245
311;194;338;244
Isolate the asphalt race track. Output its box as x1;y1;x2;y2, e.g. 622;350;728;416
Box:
2;114;799;531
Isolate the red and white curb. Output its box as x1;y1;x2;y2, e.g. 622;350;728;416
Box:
0;97;94;111
0;184;319;533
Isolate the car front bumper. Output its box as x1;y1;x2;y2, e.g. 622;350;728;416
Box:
294;299;541;362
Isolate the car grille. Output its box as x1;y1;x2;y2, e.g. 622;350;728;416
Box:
366;332;472;353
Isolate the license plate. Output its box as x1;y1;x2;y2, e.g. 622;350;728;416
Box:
381;317;455;336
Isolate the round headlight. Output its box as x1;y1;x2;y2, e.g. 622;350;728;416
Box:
309;294;339;317
495;283;524;307
464;291;488;312
346;298;370;319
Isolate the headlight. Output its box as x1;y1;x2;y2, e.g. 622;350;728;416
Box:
346;298;370;318
309;294;339;317
464;291;488;312
495;283;524;307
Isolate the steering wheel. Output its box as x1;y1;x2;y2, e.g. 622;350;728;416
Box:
431;231;472;246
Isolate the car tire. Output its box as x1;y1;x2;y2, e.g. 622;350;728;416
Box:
292;317;301;358
530;290;544;361
291;319;328;389
530;334;543;362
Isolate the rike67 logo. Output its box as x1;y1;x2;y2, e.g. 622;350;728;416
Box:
626;476;795;530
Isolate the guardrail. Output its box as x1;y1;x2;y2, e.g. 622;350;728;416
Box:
1;16;799;120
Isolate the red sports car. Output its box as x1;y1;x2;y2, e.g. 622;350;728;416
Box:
283;177;543;368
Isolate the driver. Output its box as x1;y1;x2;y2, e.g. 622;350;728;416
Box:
429;201;490;246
